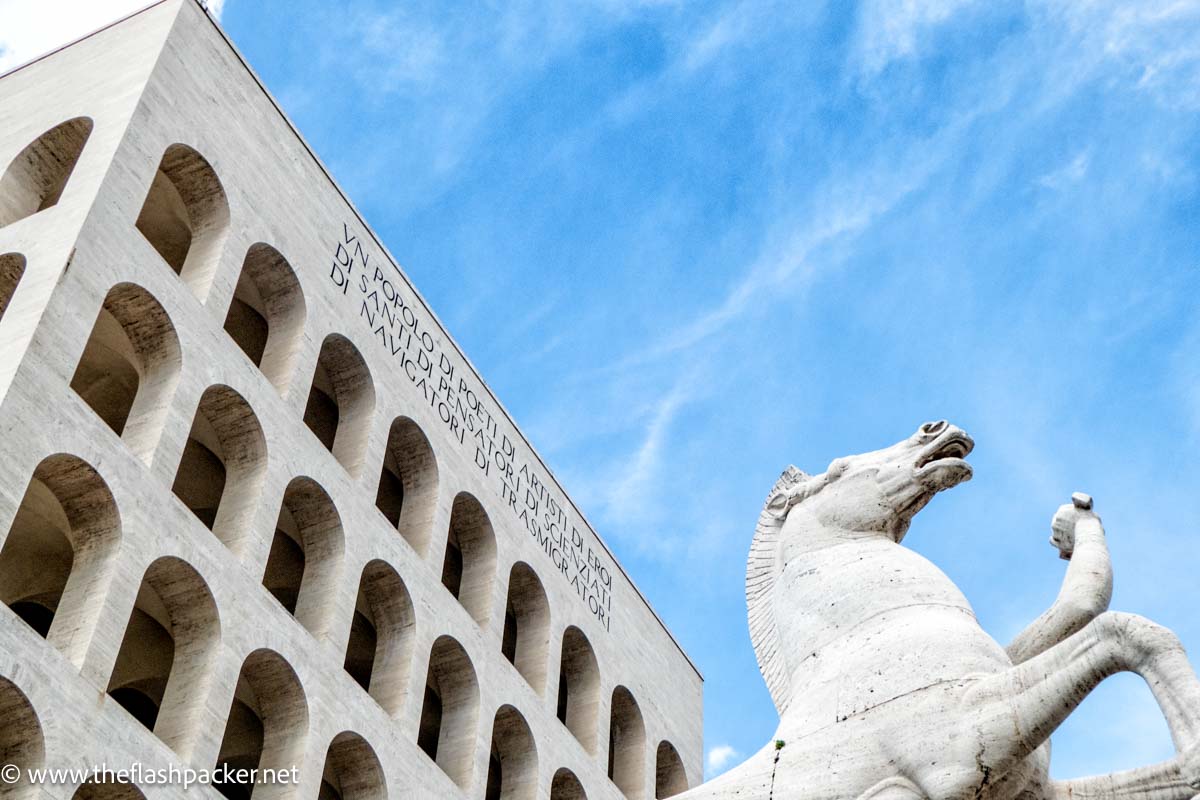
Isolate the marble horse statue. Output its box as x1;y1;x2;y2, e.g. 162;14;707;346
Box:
681;421;1200;800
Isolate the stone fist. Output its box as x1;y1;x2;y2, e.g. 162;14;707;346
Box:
1050;492;1096;561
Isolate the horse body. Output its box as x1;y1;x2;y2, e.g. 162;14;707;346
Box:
773;537;1046;800
678;422;1200;800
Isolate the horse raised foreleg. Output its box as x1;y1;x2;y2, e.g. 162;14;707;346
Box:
1008;499;1113;664
1050;760;1196;800
944;612;1200;797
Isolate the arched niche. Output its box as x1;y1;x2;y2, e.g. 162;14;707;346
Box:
484;704;538;800
70;282;181;463
213;649;308;800
374;416;437;556
223;243;305;392
319;730;386;800
550;768;586;800
416;635;479;790
0;253;26;323
501;562;549;693
0;116;93;228
440;493;496;627
556;626;600;754
654;741;687;798
302;334;375;477
0;454;120;665
0;676;44;800
342;559;415;715
135;143;229;300
608;686;646;800
263;476;344;637
171;384;267;552
72;778;146;800
106;556;220;755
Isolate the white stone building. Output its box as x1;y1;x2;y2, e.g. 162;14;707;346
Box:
0;2;703;799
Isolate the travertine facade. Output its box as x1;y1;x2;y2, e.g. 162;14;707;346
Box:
0;3;702;799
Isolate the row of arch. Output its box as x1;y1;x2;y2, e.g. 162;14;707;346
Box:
0;124;692;797
0;451;686;798
0;665;678;800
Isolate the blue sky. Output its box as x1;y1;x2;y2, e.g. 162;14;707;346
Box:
6;0;1200;784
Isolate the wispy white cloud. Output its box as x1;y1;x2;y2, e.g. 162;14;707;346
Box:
706;743;741;777
680;0;761;74
1037;150;1091;190
1043;0;1200;110
602;376;692;528
604;115;967;374
854;0;979;75
346;9;446;93
305;0;694;206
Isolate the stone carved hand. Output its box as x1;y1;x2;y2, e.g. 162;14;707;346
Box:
1049;492;1098;561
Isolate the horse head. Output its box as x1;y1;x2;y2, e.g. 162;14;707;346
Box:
746;421;974;714
772;420;975;544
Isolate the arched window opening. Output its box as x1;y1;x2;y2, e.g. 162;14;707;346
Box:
263;523;303;616
108;606;172;730
374;417;437;556
263;477;343;636
502;563;549;692
416;636;479;789
0;677;44;800
501;609;516;664
73;779;146;800
416;682;441;760
0;455;119;661
608;687;646;800
342;560;414;714
655;741;687;798
343;600;375;692
0;253;26;322
214;649;308;800
302;335;374;477
0;469;72;636
319;731;386;800
223;244;305;392
0;117;93;228
107;557;219;751
135;144;229;299
556;626;600;754
550;768;587;800
440;493;496;626
70;283;181;460
171;385;266;549
485;705;537;800
487;742;502;800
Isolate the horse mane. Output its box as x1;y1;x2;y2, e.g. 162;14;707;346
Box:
746;464;813;715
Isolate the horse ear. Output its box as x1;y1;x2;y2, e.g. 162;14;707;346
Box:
783;465;807;484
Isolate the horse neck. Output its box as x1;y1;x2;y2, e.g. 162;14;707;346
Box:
773;511;905;677
779;507;891;562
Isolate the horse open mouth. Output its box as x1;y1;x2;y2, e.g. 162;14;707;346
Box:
915;432;975;471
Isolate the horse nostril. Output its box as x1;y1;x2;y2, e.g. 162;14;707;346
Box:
922;420;947;435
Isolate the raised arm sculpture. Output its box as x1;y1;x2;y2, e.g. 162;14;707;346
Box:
681;421;1200;800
